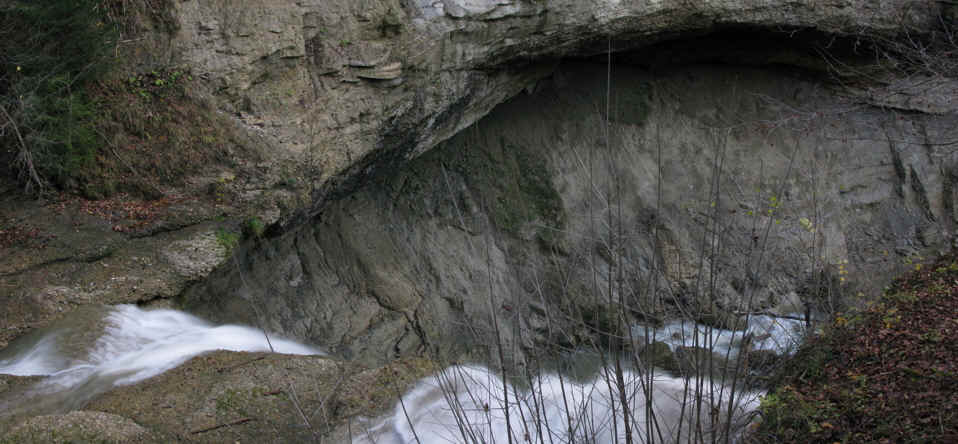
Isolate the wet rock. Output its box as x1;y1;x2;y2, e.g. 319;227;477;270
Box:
637;341;679;373
697;310;747;332
2;411;158;444
85;351;434;442
674;346;733;377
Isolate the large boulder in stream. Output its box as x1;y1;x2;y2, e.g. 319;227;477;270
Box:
2;411;157;444
673;346;735;377
638;341;681;373
82;352;433;443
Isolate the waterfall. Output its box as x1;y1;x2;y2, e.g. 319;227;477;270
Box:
352;365;762;444
0;304;320;413
1;306;789;442
637;313;807;356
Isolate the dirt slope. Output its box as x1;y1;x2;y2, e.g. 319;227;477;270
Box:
753;254;958;443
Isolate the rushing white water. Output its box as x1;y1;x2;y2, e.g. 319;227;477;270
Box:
2;305;779;441
352;365;762;444
0;304;320;413
636;314;806;356
350;314;801;443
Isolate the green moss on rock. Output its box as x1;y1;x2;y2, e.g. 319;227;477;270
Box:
450;135;566;246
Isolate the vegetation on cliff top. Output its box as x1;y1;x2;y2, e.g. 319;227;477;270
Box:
752;254;958;443
1;0;240;199
0;0;113;194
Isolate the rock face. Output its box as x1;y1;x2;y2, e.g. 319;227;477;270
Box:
0;198;235;349
183;55;957;366
136;0;951;368
1;0;948;350
141;0;943;224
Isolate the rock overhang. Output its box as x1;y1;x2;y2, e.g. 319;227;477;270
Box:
89;0;954;270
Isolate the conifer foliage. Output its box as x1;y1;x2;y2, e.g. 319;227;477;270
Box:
0;0;114;193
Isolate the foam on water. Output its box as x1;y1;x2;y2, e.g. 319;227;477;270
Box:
0;304;320;413
350;314;801;443
353;365;762;444
636;314;806;356
2;306;782;440
0;333;65;376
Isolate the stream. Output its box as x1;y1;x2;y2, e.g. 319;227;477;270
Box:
639;313;807;355
0;304;319;415
0;305;804;442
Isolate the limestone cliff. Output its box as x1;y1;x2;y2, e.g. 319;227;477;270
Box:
182;56;958;366
1;0;957;440
143;0;947;225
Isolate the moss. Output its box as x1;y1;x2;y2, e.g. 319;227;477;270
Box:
214;388;256;416
244;217;266;239
673;345;735;377
450;136;566;245
387;130;566;251
581;303;624;339
0;411;153;444
215;229;240;255
1;428;112;444
330;357;436;419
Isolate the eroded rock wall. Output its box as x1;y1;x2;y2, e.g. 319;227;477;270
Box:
151;0;943;224
183;57;958;366
2;0;944;357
